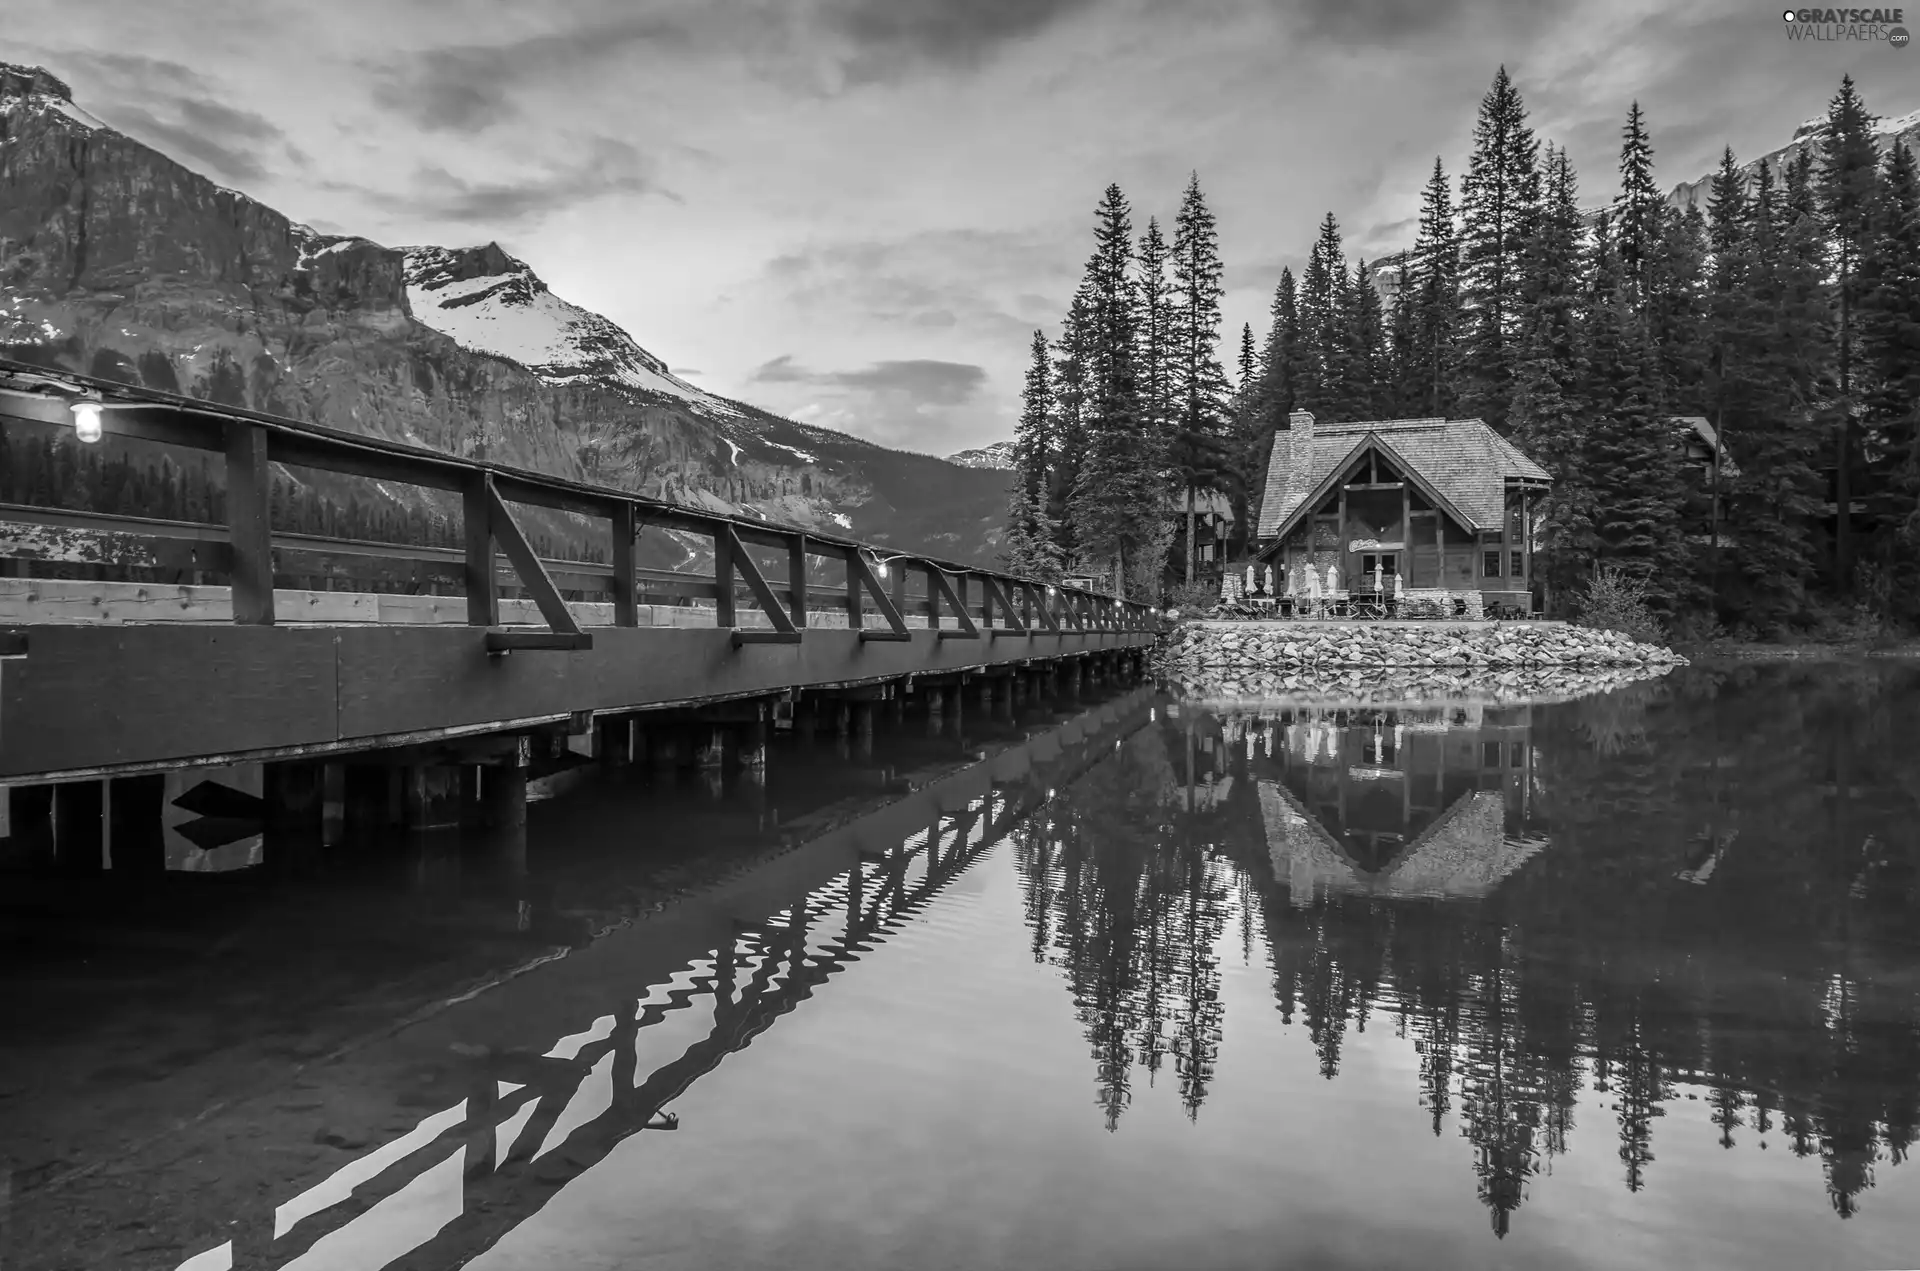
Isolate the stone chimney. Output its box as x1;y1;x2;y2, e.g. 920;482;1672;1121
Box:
1283;410;1316;511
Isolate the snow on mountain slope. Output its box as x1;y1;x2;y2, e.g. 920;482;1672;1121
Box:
947;440;1015;470
397;243;743;418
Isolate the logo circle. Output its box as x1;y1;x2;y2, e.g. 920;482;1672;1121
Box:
1892;25;1911;46
1782;8;1796;18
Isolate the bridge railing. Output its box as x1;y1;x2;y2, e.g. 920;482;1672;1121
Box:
0;358;1152;651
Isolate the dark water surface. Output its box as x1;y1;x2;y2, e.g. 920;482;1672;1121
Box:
5;662;1920;1271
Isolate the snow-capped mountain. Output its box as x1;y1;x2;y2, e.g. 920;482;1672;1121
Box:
0;61;1013;567
946;441;1016;470
1667;106;1920;210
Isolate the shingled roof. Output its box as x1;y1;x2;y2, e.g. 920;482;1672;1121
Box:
1256;415;1551;540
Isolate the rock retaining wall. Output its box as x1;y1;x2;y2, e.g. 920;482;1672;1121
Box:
1159;620;1687;673
1166;664;1675;708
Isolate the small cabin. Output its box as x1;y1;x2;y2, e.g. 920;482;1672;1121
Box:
1252;412;1552;615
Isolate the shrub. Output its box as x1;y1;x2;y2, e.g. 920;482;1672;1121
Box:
1574;565;1666;645
1164;580;1221;614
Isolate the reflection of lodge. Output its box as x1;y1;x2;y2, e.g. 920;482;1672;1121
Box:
167;695;1154;1271
1260;704;1545;902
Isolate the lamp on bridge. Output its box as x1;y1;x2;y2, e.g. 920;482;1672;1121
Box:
70;396;105;444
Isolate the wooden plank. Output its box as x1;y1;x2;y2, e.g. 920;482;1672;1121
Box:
788;534;809;628
926;567;980;640
331;626;1145;745
0;625;341;774
486;631;594;652
611;504;638;628
485;482;583;638
712;527;736;628
719;526;797;636
463;476;498;626
841;547;862;628
0;578;377;624
269;430;468;494
847;552;909;636
1028;583;1060;634
225;422;275;624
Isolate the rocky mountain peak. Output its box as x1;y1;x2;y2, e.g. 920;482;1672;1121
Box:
0;63;75;103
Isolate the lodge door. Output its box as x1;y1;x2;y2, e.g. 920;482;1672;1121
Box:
1359;553;1399;592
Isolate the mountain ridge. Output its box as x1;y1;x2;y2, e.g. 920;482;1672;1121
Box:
0;61;1012;566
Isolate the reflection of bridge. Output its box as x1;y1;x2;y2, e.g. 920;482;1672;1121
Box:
171;691;1152;1271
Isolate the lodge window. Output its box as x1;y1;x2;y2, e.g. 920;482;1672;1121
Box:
1510;550;1524;577
1483;551;1502;577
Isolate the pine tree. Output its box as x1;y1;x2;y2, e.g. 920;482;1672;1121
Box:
1071;184;1158;595
1006;329;1063;580
1859;140;1920;614
1724;159;1826;625
1170;173;1233;583
1403;158;1460;417
1818;74;1882;591
1648;204;1710;413
1580;212;1690;611
1050;283;1095;565
1510;145;1592;601
1300;212;1350;417
1614;101;1665;310
1346;258;1389;416
1237;321;1257;397
1137;216;1177;450
1457;67;1541;431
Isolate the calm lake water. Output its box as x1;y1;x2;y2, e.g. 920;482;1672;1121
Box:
4;661;1920;1271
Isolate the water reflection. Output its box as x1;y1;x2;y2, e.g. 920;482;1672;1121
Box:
148;695;1151;1271
1020;664;1920;1236
10;666;1920;1270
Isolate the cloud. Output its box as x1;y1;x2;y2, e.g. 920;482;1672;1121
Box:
1273;0;1582;48
365;11;705;132
328;136;673;225
44;50;288;182
762;228;1073;346
824;0;1105;80
746;356;995;448
751;356;987;402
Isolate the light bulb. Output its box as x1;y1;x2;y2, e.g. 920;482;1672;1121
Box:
875;559;889;580
70;399;104;444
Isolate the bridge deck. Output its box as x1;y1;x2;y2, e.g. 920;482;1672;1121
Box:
3;615;1144;780
0;358;1155;783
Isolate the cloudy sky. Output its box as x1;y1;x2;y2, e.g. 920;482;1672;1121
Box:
7;0;1915;455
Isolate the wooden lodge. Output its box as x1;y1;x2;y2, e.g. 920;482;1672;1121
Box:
1252;411;1552;617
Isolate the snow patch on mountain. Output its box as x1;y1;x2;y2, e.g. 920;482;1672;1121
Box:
394;244;744;419
947;440;1016;470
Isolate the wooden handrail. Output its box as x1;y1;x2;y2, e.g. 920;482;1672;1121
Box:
0;358;1156;643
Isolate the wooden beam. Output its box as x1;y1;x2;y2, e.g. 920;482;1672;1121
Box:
270;431;468;494
1028;583;1060;634
464;475;498;627
485;479;586;640
927;567;980;640
847;551;910;638
484;631;594;652
787;534;809;628
841;547;863;628
732;630;804;646
225;421;275;625
712;526;737;628
980;577;1027;633
611;503;639;628
718;526;799;638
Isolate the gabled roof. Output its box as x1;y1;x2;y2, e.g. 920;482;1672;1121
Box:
1256;417;1551;540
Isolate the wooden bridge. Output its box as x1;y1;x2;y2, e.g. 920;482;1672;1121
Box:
0;358;1152;851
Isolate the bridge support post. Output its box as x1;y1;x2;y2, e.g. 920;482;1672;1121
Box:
345;764;403;832
924;686;944;736
108;774;166;875
852;702;874;758
691;727;726;771
404;766;462;832
738;719;769;772
4;784;53;864
648;725;682;773
53;780;104;872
